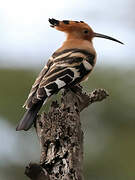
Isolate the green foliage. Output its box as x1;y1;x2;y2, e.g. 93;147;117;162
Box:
0;69;36;124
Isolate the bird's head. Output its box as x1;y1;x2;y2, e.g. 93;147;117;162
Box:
49;18;124;44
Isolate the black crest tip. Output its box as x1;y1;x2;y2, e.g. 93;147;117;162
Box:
48;18;59;26
63;20;69;24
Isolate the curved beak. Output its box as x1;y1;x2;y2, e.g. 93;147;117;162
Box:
94;32;124;45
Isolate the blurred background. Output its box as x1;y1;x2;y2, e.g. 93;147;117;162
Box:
0;0;135;179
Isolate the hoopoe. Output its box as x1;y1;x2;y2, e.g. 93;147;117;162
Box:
16;18;123;131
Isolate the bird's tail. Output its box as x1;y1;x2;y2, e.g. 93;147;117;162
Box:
16;101;44;131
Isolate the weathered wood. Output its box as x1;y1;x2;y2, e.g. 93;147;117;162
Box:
25;86;108;180
25;163;49;180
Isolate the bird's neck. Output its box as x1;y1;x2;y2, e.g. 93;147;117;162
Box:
56;39;96;55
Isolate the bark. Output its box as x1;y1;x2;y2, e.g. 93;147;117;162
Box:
25;86;108;180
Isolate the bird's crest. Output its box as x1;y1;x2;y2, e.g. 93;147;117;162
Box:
48;18;124;44
48;18;93;32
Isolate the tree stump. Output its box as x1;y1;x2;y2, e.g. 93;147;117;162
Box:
25;86;108;180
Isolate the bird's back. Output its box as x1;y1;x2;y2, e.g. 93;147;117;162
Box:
23;47;96;110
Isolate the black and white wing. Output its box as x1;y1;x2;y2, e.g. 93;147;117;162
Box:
25;48;95;109
16;48;95;131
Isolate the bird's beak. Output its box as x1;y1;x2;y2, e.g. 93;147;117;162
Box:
94;32;124;45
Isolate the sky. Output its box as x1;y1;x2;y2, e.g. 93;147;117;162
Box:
0;0;134;68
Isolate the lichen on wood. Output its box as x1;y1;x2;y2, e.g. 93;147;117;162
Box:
25;86;108;180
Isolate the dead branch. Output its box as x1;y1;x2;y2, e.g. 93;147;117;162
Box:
25;86;108;180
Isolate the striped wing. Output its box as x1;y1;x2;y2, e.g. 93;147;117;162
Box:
24;49;95;109
23;59;52;108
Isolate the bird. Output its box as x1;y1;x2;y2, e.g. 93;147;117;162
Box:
16;18;123;131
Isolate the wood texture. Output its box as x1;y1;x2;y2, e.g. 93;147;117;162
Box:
25;86;108;180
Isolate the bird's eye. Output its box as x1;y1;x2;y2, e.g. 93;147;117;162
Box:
83;29;89;34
